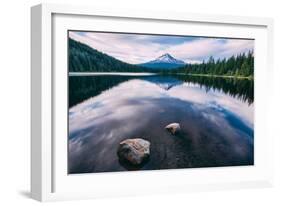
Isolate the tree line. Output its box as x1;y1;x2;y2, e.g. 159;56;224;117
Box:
69;38;254;77
69;38;148;72
168;51;254;77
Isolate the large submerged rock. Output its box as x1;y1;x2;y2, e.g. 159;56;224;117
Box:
117;138;150;166
165;123;181;135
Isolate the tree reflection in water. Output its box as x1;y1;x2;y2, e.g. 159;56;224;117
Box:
68;74;254;174
69;75;253;108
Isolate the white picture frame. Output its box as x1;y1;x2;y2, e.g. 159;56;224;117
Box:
31;3;274;202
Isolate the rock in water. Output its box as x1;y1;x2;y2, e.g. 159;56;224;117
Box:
165;123;181;135
117;138;150;165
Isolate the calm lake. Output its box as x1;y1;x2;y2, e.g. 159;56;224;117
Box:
68;74;254;174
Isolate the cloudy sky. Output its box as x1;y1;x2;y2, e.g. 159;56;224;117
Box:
69;31;254;64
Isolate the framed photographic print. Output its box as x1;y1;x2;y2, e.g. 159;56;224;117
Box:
31;3;274;201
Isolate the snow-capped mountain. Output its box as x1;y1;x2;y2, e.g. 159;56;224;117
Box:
150;53;185;64
139;53;186;69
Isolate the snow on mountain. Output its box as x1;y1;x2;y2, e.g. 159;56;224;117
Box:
139;53;186;69
150;53;185;64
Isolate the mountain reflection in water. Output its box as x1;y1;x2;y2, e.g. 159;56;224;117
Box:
68;75;254;174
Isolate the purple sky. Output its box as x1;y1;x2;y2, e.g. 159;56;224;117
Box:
69;31;254;64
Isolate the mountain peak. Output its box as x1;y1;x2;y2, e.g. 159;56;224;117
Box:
152;53;185;65
139;53;186;69
159;53;173;58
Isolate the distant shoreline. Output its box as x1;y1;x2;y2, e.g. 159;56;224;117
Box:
69;72;157;76
173;73;253;80
69;72;253;80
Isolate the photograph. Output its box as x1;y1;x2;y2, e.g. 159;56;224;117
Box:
68;31;254;174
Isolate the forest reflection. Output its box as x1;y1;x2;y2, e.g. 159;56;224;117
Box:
69;74;253;108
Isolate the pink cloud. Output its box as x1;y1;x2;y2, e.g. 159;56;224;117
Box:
69;31;254;64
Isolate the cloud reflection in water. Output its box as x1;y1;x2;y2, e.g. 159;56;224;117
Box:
68;76;253;174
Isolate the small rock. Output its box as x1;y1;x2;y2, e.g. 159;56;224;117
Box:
165;123;181;135
117;138;150;165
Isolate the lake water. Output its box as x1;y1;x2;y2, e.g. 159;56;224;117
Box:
68;74;254;174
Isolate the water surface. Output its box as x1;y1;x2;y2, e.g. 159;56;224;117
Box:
68;75;254;174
